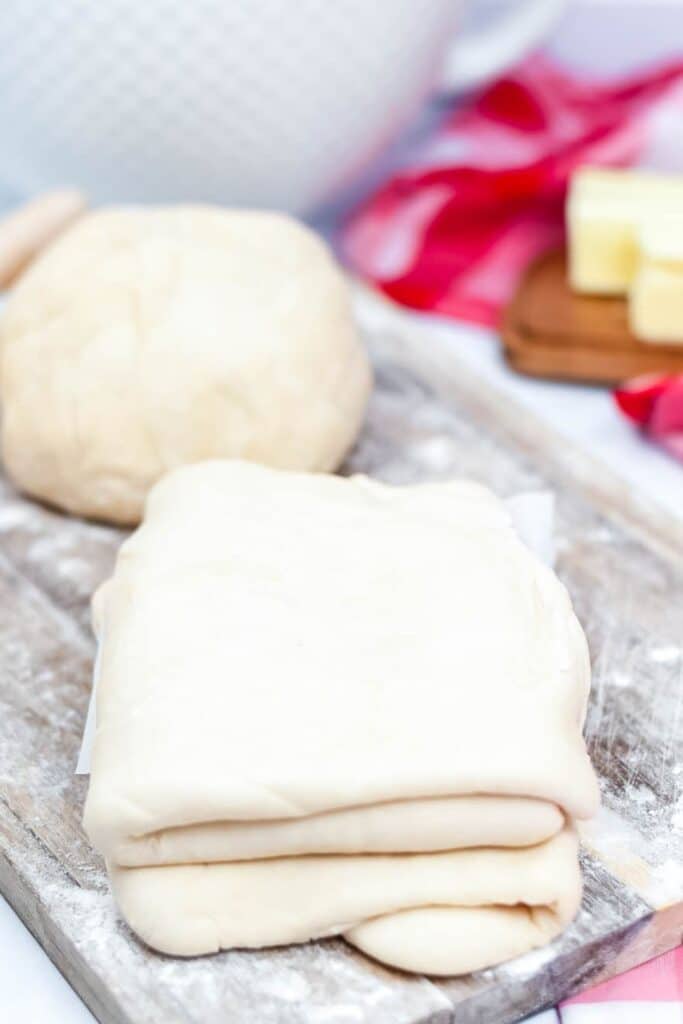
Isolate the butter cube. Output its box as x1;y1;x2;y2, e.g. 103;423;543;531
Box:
567;198;639;294
567;168;683;295
630;221;683;345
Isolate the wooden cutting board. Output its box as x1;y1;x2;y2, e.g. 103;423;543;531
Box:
0;290;681;1024
502;249;683;384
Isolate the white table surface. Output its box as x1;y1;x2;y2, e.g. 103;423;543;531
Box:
3;1;682;1019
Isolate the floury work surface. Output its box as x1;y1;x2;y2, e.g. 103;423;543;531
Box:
0;291;681;1024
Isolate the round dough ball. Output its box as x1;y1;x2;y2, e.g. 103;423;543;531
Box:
0;207;372;524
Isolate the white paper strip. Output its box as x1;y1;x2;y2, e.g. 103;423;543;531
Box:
75;625;103;775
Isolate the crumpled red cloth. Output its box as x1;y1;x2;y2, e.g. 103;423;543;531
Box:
615;374;683;462
343;56;683;326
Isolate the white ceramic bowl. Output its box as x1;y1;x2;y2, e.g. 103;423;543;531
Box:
0;0;564;213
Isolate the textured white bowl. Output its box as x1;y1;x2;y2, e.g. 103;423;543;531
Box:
0;0;563;212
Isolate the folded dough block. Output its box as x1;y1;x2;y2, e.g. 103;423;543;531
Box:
630;220;683;344
567;167;683;295
84;460;599;975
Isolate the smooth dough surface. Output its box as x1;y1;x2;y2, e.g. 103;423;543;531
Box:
0;207;371;524
84;461;599;974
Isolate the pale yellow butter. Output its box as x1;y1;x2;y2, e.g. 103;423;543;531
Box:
567;168;683;295
567;198;640;294
629;221;683;345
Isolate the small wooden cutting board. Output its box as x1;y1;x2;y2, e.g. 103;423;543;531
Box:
0;296;682;1024
502;249;683;384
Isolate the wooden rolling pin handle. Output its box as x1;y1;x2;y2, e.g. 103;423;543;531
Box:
0;189;87;290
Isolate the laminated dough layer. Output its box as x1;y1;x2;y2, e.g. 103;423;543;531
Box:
111;827;582;975
84;460;599;974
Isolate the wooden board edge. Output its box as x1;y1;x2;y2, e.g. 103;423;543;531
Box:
501;326;624;384
0;801;124;1024
0;794;189;1024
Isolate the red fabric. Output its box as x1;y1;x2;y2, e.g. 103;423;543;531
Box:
343;56;683;326
563;946;683;1005
615;374;683;462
